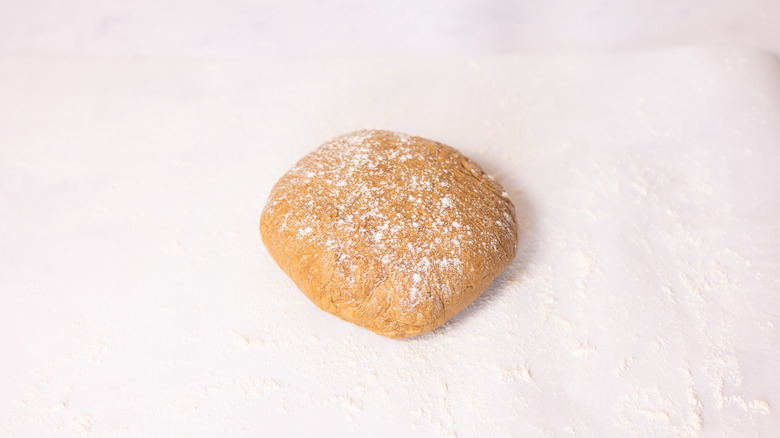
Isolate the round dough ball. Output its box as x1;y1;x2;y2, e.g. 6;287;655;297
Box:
260;130;518;338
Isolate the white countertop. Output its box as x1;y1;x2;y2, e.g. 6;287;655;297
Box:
2;0;780;58
1;3;779;437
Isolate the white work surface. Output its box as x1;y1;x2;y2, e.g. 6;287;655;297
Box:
2;0;780;57
1;47;780;436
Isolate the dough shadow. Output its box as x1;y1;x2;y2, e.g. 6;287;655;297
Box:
405;158;539;342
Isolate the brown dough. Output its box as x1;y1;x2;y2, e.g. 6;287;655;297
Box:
260;130;518;338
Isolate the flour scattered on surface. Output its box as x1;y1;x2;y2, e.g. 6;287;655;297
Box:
3;49;778;438
500;364;533;383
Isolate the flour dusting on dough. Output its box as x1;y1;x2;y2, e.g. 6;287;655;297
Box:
261;130;518;337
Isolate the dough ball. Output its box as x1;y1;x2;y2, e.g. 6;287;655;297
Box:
260;130;518;338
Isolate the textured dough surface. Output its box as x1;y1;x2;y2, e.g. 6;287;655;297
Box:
260;130;518;338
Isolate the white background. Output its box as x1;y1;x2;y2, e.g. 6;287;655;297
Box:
2;2;779;437
1;0;780;58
